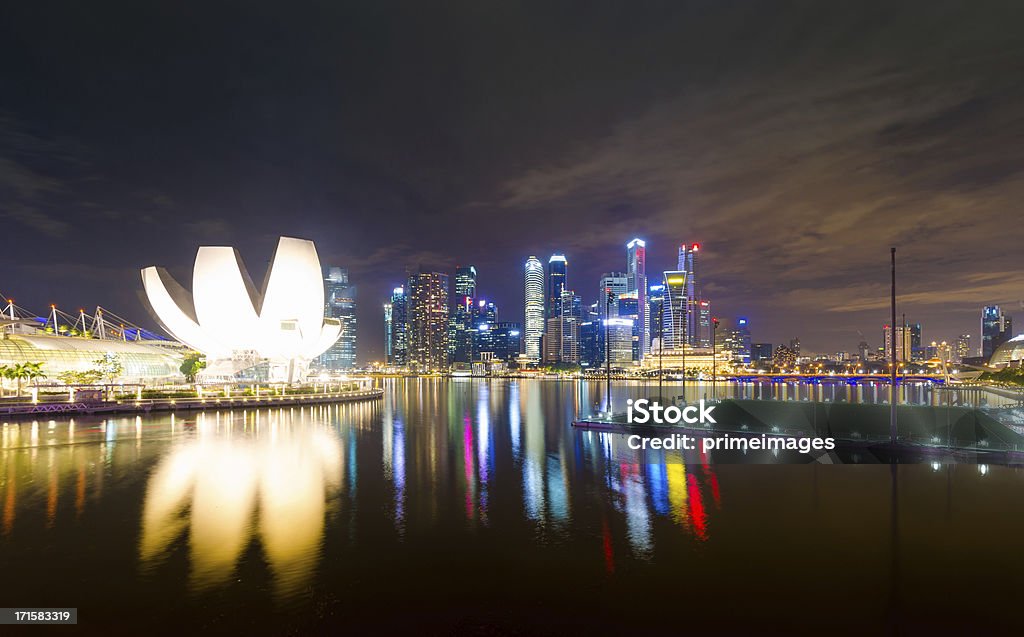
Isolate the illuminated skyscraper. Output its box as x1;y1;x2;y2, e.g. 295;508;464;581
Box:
383;302;393;364
695;299;712;349
648;283;665;350
662;270;687;350
547;255;567;319
955;334;971;363
407;271;450;372
626;238;647;359
604;318;635;366
449;265;478;365
524;256;544;361
982;305;1013;359
598;272;628;319
883;324;912;363
388;286;408;366
560;289;581;363
677;243;701;346
319;266;356;370
454;265;477;298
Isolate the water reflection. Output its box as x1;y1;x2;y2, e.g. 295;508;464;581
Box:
139;414;341;599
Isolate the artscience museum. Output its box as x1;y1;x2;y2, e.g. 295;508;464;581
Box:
141;236;342;382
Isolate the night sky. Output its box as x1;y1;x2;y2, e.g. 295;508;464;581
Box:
2;2;1023;363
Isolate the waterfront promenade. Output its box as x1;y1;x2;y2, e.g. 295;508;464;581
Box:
0;386;383;419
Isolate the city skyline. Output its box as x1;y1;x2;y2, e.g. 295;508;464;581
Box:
3;3;1023;362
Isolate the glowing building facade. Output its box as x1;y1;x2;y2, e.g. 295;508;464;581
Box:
406;271;450;372
318;267;356;370
141;236;342;382
662;270;688;350
626;238;647;360
524;256;544;361
387;286;408;367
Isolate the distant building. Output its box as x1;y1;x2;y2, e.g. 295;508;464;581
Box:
751;342;774;363
598;272;628;319
773;344;797;368
955;334;971;363
617;291;640;361
383;302;392;364
524;256;544;361
319;267;356;370
488;322;522;362
626;238;647;359
883;324;912;363
387;286;408;366
579;320;601;368
677;243;702;346
471;299;499;360
647;283;665;351
547;255;567;319
662;270;688;350
560;289;581;363
449;265;478;364
721;317;751;363
982;305;1013;359
604;318;635;366
542;316;562;365
407;271;450;372
908;322;923;361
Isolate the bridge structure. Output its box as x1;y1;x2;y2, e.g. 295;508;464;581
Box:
727;373;947;384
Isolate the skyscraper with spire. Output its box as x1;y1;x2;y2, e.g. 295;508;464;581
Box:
678;243;709;347
524;256;544;361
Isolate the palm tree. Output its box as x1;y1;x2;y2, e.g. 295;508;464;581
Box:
0;364;12;397
24;362;47;391
7;362;46;398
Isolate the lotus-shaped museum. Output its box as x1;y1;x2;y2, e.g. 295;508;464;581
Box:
141;236;340;381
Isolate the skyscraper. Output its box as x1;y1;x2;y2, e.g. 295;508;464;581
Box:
648;283;665;351
454;265;477;298
955;334;971;363
560;289;581;363
677;243;700;346
407;271;450;372
547;255;567;319
883;324;911;363
524;256;544;362
908;322;923;361
449;265;477;364
662;270;687;350
604;318;635;366
626;238;647;359
695;298;712;348
388;286;408;367
982;305;1013;359
383;301;393;364
319;266;356;370
598;272;628;319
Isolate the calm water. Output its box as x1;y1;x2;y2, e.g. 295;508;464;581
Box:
2;379;1023;634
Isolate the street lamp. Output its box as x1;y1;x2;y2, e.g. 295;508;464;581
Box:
605;289;614;413
712;317;719;400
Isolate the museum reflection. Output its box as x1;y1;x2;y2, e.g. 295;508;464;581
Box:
1;380;731;602
139;412;343;598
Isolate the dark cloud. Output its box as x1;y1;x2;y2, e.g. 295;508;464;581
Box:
1;1;1023;360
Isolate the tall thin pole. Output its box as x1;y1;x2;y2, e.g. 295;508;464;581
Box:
712;318;719;401
605;291;612;413
890;247;897;444
658;302;664;400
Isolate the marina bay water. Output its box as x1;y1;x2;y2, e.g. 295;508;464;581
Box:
1;378;1023;633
